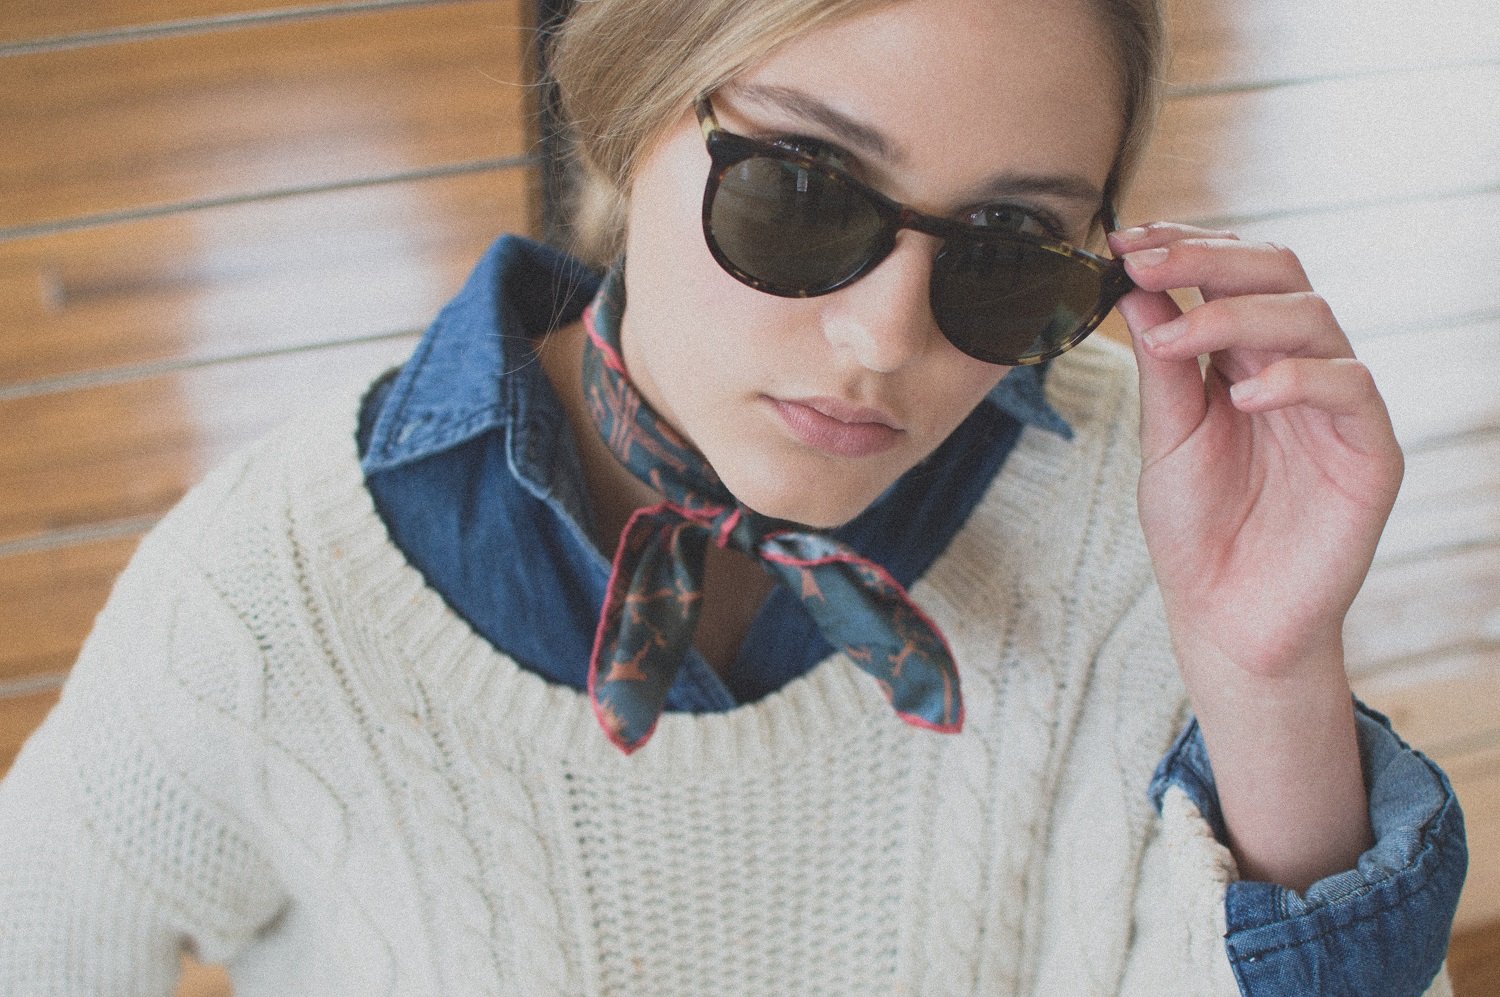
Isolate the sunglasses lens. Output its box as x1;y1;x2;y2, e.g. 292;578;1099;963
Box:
708;156;885;293
931;239;1107;364
702;138;1117;365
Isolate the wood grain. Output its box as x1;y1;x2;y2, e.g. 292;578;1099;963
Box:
0;535;142;685
1126;63;1500;226
0;169;529;386
1376;430;1500;565
1354;647;1500;761
1444;745;1500;931
2;1;394;47
1347;543;1500;674
0;0;527;231
0;688;60;778
0;336;416;546
1223;190;1500;338
1449;917;1500;997
1165;0;1500;91
175;959;231;997
1362;315;1500;449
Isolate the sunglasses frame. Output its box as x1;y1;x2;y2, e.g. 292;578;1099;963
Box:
695;95;1135;366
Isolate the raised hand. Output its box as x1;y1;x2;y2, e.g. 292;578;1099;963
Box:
1110;222;1403;678
1108;222;1402;890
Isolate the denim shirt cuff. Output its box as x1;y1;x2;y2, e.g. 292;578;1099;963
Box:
1148;700;1467;995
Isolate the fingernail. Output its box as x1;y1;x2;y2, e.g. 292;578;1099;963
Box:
1125;247;1169;268
1143;318;1185;350
1229;379;1263;405
1115;226;1149;242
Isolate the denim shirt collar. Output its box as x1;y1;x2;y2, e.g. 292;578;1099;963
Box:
363;235;1072;506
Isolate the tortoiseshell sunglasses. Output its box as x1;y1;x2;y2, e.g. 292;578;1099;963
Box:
696;95;1133;366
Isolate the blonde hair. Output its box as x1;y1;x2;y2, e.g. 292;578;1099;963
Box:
547;0;1165;266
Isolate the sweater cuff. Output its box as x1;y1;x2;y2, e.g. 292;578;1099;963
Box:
1148;700;1467;996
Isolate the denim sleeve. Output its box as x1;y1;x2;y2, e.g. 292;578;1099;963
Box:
1148;700;1467;997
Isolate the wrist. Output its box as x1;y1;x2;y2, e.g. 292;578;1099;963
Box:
1174;642;1372;893
1165;610;1347;686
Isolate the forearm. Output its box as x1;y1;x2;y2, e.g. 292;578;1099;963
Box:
1181;641;1372;894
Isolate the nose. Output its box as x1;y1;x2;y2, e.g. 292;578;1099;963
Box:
819;230;943;373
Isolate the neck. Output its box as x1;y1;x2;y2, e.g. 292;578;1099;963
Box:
537;317;774;680
538;317;656;549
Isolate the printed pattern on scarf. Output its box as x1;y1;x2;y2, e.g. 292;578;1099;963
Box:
583;265;962;753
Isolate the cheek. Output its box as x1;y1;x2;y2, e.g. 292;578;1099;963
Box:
622;140;811;442
913;349;1011;441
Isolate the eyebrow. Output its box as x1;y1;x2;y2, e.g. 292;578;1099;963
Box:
970;173;1105;209
727;82;1106;210
732;83;901;163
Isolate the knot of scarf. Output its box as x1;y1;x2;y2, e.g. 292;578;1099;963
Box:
582;265;962;753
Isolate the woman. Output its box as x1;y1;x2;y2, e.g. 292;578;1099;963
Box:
0;0;1465;993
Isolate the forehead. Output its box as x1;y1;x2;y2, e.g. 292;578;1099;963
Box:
724;0;1122;199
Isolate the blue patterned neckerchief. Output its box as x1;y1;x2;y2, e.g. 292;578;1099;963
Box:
581;265;962;754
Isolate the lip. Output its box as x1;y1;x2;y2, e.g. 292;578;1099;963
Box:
769;395;904;458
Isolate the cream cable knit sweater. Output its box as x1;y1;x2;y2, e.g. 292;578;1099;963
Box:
2;339;1259;995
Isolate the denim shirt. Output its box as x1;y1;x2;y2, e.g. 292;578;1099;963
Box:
359;235;1068;708
360;235;1465;993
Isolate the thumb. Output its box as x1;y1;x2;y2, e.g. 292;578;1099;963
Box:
1116;287;1205;462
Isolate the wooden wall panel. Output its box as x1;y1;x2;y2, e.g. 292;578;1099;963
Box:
0;336;417;547
1230;191;1500;338
1166;0;1500;90
1;1;399;47
0;535;143;685
1348;544;1500;674
0;169;528;386
0;689;61;778
1377;432;1500;564
1362;317;1500;449
0;0;527;230
1444;747;1500;931
1351;659;1500;932
1356;649;1500;761
1126;64;1500;225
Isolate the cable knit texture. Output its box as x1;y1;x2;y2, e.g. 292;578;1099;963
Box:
3;338;1260;995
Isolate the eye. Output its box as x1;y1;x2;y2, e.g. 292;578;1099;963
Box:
965;203;1063;240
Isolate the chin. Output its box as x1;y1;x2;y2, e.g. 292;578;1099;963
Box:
714;457;889;530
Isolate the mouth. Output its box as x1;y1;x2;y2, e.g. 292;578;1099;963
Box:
768;395;904;458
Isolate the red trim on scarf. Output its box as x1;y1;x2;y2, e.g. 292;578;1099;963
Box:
583;301;629;375
587;502;676;754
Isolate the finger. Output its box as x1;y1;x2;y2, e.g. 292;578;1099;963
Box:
1116;286;1209;461
1119;238;1314;301
1139;291;1355;362
1228;357;1401;456
1108;221;1240;253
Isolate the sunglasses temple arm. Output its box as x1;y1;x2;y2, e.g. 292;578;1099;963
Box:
1101;204;1124;235
1098;204;1137;296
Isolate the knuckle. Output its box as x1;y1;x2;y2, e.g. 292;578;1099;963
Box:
1181;301;1218;338
1266;359;1302;393
1261;241;1310;279
1302;292;1338;319
1295;290;1337;325
1173;297;1223;340
1338;357;1378;393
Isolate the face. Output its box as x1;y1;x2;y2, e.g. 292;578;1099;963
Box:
620;0;1122;528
